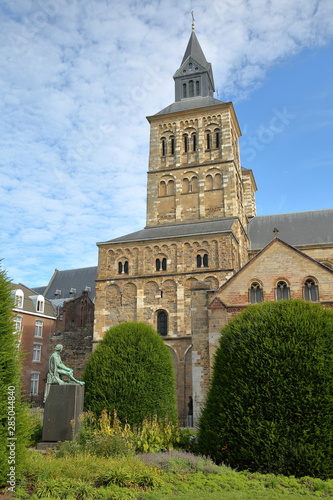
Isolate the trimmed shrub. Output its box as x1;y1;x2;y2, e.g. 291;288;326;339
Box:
0;265;32;487
198;300;333;478
83;322;177;427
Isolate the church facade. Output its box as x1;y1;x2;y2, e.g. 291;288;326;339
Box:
94;31;333;423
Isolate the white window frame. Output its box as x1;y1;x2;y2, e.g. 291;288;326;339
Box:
13;315;22;334
30;373;40;396
32;343;42;362
14;289;24;308
34;320;43;338
36;295;45;313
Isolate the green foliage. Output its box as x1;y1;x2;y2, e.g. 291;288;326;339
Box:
29;408;44;447
83;322;177;426
17;449;333;499
0;264;32;486
58;409;180;458
198;300;333;478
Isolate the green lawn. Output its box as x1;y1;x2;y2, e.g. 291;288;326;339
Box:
13;450;333;500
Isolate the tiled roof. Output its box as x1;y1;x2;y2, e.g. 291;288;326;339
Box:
248;209;333;250
99;218;237;245
43;266;97;301
153;96;224;116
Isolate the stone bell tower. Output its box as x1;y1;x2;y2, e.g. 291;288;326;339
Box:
146;30;256;233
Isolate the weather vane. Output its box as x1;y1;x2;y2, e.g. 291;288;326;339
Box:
191;11;195;30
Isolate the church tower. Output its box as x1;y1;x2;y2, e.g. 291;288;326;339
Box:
94;30;257;423
146;30;256;230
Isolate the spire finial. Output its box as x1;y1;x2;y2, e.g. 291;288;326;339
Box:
191;11;195;30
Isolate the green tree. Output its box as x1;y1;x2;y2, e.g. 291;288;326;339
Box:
0;264;31;487
83;322;177;426
198;300;333;479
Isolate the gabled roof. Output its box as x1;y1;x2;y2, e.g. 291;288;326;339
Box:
215;237;333;294
248;209;333;250
98;218;238;245
43;266;97;302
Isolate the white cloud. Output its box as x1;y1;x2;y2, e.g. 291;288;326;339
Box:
0;0;333;285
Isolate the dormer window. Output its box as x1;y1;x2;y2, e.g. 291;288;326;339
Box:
183;83;187;98
14;289;24;308
36;295;44;313
189;80;194;97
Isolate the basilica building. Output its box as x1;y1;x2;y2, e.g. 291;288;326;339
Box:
94;30;333;423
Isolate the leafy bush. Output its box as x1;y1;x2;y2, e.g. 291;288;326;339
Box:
58;409;179;457
198;300;333;478
83;322;177;426
0;265;32;486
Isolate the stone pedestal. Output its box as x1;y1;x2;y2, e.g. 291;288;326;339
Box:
42;384;84;442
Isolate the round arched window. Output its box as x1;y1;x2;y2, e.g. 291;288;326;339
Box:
157;310;168;336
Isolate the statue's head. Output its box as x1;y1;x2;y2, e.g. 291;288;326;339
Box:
55;344;63;352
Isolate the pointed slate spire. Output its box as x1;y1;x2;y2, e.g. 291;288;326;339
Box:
173;31;215;102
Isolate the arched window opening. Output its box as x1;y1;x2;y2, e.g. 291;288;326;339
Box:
161;138;166;156
189;80;194;97
159;180;167;197
276;281;290;300
192;133;197;152
156;258;167;271
214;173;222;189
205;174;213;190
206;132;211;150
196;80;200;95
118;261;129;274
304;279;318;301
183;134;188;153
183;178;190;193
197;253;209;268
249;282;263;304
170;136;175;155
167;180;175;195
215;130;220;148
157;310;168;336
183;83;187;98
191;176;198;192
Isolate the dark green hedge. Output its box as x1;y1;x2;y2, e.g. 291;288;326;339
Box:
83;322;177;426
0;265;31;487
198;300;333;479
